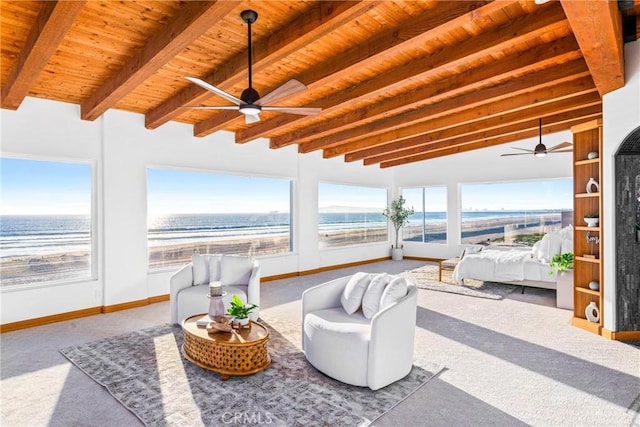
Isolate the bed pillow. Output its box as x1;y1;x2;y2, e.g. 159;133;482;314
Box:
361;273;391;319
341;272;372;315
547;231;563;259
561;238;573;255
380;276;408;310
460;245;482;259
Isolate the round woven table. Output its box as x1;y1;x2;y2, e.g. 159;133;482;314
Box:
181;314;270;380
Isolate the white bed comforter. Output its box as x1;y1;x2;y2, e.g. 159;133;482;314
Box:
453;248;554;285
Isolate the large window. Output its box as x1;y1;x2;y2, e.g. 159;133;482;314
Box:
0;157;93;286
402;186;447;244
318;183;387;248
147;168;292;269
461;179;573;246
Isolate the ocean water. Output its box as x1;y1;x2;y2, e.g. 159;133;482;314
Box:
0;215;91;258
0;210;569;258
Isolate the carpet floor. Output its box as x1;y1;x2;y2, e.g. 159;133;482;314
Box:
400;264;518;299
60;319;442;427
2;260;639;426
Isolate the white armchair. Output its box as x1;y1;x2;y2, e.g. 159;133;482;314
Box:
170;254;260;324
302;273;417;390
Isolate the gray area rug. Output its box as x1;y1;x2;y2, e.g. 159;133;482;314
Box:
60;318;442;427
402;264;518;300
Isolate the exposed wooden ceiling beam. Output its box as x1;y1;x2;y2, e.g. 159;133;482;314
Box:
379;116;601;168
273;36;582;150
301;58;589;154
234;2;568;144
1;0;86;110
146;1;375;130
193;0;499;138
560;0;624;96
322;75;597;159
80;1;239;121
360;105;602;165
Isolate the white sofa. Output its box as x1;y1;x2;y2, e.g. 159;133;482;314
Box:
302;273;417;390
170;254;260;325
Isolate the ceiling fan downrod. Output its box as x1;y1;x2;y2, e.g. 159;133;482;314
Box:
240;10;259;104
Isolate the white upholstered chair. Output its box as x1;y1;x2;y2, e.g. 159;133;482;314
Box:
302;273;417;390
170;254;260;324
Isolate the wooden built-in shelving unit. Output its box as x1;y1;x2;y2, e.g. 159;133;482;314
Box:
571;119;604;336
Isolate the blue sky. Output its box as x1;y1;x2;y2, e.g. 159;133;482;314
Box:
1;159;573;215
1;158;91;215
461;179;573;211
147;168;291;214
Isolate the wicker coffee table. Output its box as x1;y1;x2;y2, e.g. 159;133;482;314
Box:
181;314;270;380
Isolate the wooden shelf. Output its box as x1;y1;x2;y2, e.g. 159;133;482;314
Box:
571;119;603;338
575;256;600;264
574;226;600;231
575;158;600;166
571;316;602;334
576;287;600;296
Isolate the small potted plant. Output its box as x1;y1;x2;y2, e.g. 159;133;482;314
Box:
382;195;414;261
584;212;599;227
227;294;258;328
548;252;574;275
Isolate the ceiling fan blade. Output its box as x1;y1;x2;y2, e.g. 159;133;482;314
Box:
181;105;239;110
510;147;536;153
546;141;572;152
548;149;573;153
185;77;243;106
245;114;261;124
500;152;534;157
261;106;321;116
255;79;307;106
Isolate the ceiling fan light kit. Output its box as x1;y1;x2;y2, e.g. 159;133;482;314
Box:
184;9;320;124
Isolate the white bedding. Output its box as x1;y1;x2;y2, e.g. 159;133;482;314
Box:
453;248;556;286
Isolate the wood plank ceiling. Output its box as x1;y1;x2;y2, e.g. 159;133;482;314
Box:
1;0;638;168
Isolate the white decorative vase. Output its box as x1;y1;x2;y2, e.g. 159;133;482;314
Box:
233;317;250;328
585;177;599;194
391;247;403;261
585;302;600;323
587;151;598;160
588;281;599;291
207;294;226;318
584;217;599;227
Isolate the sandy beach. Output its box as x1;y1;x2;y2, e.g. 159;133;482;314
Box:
1;214;566;286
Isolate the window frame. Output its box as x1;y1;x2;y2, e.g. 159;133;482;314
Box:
401;185;448;245
0;154;98;290
317;181;389;249
146;165;295;271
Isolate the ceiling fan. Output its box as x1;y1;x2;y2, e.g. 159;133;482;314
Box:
501;119;573;157
184;9;321;124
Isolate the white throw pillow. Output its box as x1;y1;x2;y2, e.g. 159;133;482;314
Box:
531;240;542;259
560;225;573;239
192;254;209;285
361;273;391;319
380;276;408;310
561;238;573;255
340;272;372;315
209;255;221;281
220;256;254;285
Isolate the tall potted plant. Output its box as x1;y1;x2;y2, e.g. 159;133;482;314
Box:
382;195;414;261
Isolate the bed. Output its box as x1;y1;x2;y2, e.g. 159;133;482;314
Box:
452;225;573;291
452;247;557;291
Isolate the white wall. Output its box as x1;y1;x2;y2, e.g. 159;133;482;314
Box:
1;98;393;323
393;133;574;259
602;39;640;331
